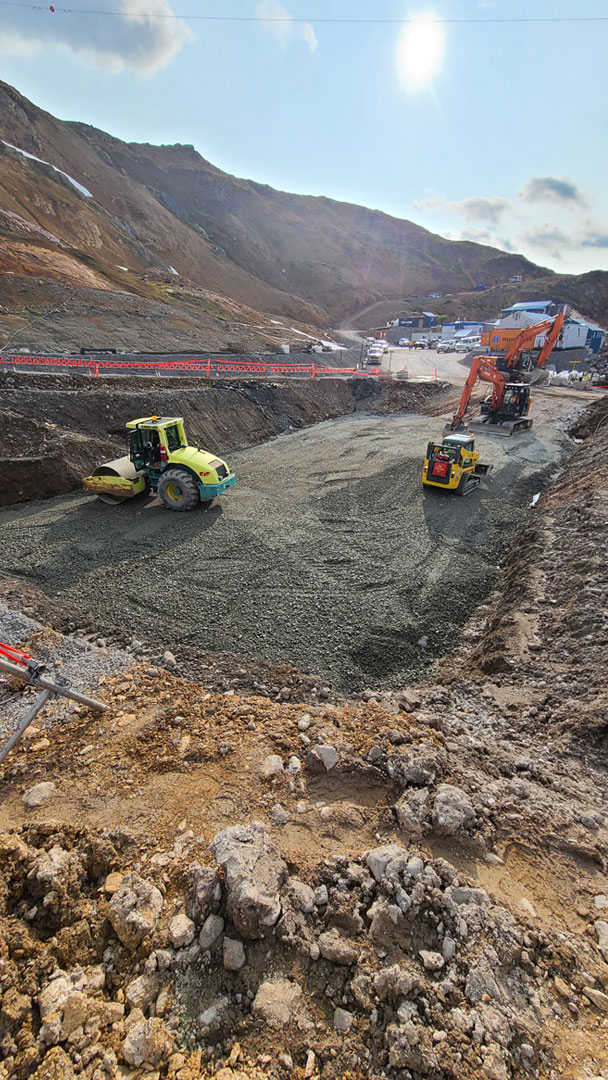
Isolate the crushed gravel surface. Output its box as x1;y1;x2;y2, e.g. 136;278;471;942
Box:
0;398;579;693
0;601;134;738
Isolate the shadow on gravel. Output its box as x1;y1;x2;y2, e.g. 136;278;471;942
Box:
5;496;224;591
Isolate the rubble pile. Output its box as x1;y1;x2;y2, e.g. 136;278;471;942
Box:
2;818;607;1080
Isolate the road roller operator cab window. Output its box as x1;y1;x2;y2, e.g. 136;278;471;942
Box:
130;427;161;469
165;424;183;453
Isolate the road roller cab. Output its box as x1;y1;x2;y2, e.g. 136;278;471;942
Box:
83;416;236;511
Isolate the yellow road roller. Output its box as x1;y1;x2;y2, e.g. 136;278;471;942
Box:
83;416;236;511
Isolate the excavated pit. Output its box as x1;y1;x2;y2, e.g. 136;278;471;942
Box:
0;383;579;692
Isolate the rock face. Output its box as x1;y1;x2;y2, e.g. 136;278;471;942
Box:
210;822;287;938
252;978;302;1026
432;784;476;836
107;874;163;949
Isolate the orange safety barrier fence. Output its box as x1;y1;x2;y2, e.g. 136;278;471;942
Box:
0;355;443;379
0;354;370;378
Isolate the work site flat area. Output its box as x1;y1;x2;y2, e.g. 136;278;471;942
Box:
0;402;571;691
0;390;607;1080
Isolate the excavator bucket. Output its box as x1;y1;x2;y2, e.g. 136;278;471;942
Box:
82;456;147;504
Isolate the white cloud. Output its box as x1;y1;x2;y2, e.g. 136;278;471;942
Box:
299;21;319;53
518;176;586;207
255;0;318;53
0;0;193;74
414;195;510;224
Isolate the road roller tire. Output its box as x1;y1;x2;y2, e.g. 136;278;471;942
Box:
158;469;200;512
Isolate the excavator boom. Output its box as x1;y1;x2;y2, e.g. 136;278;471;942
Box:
501;312;565;372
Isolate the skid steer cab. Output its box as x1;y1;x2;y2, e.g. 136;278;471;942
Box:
83;416;236;511
422;433;492;496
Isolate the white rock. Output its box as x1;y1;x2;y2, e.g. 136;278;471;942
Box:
210;822;286;939
314;884;328;906
122;1017;172;1067
260;754;284;779
199;914;224;950
23;782;56;808
223;937;246;971
169;914;196;949
432;784;476;836
198;996;230;1032
287;878;315;914
126;973;160;1011
518;898;537;919
333;1007;354;1031
252;978;302;1026
419;950;445;972
287;755;302;774
315;745;338;770
108;874;163;950
366;844;409;883
271;804;289;826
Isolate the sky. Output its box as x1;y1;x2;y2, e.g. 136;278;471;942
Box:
0;0;607;275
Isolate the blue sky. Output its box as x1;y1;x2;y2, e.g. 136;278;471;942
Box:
1;0;607;274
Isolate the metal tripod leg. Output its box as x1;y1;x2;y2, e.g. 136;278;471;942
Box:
0;689;54;764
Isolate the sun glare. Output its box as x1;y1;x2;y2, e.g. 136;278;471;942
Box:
396;12;445;91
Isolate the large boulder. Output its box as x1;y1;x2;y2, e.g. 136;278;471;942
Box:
107;874;163;949
210;823;287;939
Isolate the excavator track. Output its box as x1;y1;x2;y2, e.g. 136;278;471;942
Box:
465;416;533;437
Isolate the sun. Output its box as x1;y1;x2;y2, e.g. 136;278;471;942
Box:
396;12;445;91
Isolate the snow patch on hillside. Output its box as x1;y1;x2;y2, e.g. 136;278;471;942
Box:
1;141;92;198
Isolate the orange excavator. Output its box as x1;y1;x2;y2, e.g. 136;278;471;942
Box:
446;357;532;437
496;312;564;377
446;312;565;437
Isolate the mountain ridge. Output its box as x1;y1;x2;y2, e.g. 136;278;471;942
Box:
1;77;606;350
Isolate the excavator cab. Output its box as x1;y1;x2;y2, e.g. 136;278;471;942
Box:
480;382;530;422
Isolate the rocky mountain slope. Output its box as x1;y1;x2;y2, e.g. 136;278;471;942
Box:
352;273;608;332
0;78;558;342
